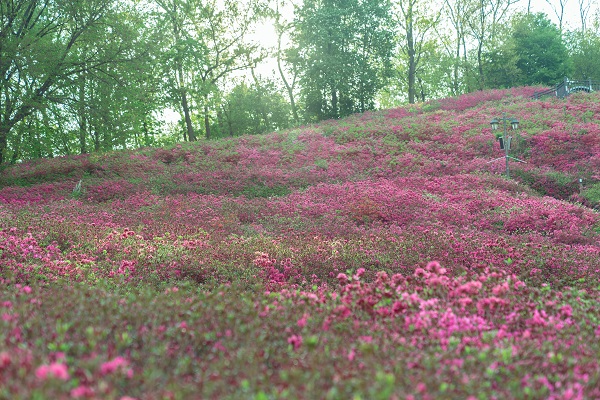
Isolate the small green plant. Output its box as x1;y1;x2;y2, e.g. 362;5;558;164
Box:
71;179;83;199
581;182;600;207
314;159;329;170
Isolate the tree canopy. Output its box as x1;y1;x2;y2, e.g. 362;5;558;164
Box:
511;12;572;85
1;0;599;164
292;0;395;120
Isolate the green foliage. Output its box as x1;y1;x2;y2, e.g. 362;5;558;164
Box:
293;0;395;121
581;182;600;206
511;13;572;86
566;30;600;81
218;80;291;137
240;182;292;199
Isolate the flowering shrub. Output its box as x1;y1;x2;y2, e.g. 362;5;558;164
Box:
1;88;599;398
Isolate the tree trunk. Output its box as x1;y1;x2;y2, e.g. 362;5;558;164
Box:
407;41;416;103
178;65;196;142
78;72;88;154
277;39;299;123
453;34;461;96
477;41;484;90
0;124;8;165
204;97;211;139
170;5;195;143
406;1;416;104
331;87;338;118
10;129;21;164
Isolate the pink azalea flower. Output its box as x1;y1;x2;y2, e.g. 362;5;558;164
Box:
297;313;309;328
100;356;128;375
336;273;349;284
71;385;94;398
287;334;303;350
0;352;11;368
347;348;356;361
36;362;69;380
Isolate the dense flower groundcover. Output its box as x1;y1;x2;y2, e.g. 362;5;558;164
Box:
1;88;600;399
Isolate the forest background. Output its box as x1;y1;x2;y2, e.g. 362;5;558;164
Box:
1;0;598;164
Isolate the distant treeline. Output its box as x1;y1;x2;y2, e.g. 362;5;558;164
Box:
1;0;599;163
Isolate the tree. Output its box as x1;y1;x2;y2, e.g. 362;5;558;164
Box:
154;0;201;142
154;0;266;141
511;13;571;85
0;0;117;164
481;24;522;88
545;0;569;32
219;79;291;137
272;0;301;124
293;0;395;121
68;5;163;154
578;0;592;33
442;0;473;95
395;0;441;104
566;30;600;81
465;0;520;90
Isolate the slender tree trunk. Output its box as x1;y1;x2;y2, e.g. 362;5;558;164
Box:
277;34;299;123
93;129;100;152
204;96;211;139
331;87;338;118
11;117;29;163
405;1;416;104
169;5;195;142
250;68;271;131
142;119;150;146
407;37;416;103
0;125;7;165
10;130;21;164
453;35;461;96
178;65;196;142
477;41;484;90
78;72;87;154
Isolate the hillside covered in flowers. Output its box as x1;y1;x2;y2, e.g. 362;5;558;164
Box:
1;88;599;399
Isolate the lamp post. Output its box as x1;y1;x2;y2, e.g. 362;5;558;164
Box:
490;113;519;178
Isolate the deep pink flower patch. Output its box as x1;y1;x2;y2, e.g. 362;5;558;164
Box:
35;362;69;381
100;356;129;375
288;334;303;350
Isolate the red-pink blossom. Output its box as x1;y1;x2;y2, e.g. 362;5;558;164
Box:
297;313;309;328
70;385;94;398
100;356;128;375
35;362;69;381
287;334;303;350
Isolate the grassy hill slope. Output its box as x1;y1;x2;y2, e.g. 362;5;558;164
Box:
1;87;599;399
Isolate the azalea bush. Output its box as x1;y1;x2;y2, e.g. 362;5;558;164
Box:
1;88;599;398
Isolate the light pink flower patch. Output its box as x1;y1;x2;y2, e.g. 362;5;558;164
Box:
297;313;309;328
353;268;366;280
35;362;69;380
0;352;10;369
213;341;226;352
287;334;303;350
336;273;349;284
71;385;94;398
100;356;128;375
347;348;356;361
